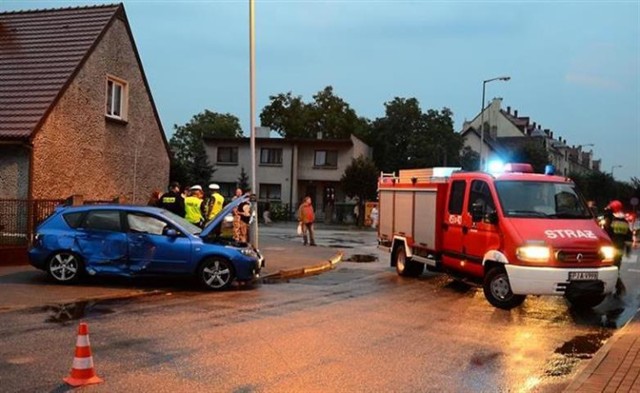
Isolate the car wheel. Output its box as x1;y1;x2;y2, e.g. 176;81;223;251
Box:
395;246;423;277
483;266;526;310
198;257;235;290
47;251;82;284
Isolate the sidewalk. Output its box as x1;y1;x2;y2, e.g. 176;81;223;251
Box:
0;229;342;311
564;313;640;393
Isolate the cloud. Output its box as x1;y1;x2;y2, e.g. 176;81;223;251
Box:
564;72;622;91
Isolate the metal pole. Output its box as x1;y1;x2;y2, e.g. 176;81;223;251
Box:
249;0;258;248
479;81;486;171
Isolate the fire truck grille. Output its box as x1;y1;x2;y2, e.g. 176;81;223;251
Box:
554;250;600;263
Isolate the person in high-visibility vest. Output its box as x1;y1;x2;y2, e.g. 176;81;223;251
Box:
184;185;205;227
205;183;225;223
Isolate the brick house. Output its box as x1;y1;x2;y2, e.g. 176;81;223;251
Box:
0;4;170;203
204;130;372;222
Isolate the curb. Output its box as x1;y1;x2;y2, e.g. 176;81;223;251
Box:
563;307;640;392
262;251;343;281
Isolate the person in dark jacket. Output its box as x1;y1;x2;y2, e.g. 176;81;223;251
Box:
159;181;186;217
601;200;632;296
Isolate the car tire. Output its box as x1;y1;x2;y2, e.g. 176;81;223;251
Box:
198;257;235;290
47;251;83;284
483;266;526;310
395;246;423;277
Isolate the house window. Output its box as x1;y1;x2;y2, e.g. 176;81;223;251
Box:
106;76;128;120
259;184;281;201
314;150;338;168
260;148;282;165
217;147;238;164
218;182;236;200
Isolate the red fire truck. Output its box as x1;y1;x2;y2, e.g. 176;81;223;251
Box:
378;164;618;309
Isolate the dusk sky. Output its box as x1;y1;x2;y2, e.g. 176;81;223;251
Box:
4;0;639;181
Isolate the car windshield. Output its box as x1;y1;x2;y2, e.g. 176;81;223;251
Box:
495;181;592;219
160;210;202;235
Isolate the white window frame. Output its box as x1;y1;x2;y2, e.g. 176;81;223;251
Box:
106;74;129;121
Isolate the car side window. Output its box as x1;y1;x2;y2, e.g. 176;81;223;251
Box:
83;211;122;232
63;212;84;228
127;213;168;236
467;180;496;215
448;180;466;215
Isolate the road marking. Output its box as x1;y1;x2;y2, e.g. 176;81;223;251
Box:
628;268;640;273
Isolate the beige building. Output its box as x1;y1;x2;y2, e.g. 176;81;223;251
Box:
204;131;372;221
461;98;599;176
0;4;170;203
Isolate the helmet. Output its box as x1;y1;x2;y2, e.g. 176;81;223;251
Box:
607;200;623;213
209;183;220;191
189;185;203;192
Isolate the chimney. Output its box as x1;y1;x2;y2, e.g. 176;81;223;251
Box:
544;129;550;136
538;124;541;130
317;131;323;140
514;109;518;117
507;106;511;115
256;126;271;138
532;122;536;130
550;131;554;139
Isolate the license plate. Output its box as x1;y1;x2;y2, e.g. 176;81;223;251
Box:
569;271;598;281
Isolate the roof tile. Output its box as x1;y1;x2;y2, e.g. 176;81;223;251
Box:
0;4;120;139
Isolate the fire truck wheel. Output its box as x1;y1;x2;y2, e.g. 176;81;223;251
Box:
483;267;526;310
395;246;423;277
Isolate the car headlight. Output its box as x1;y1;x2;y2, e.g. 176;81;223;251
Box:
599;246;616;262
240;248;257;258
516;245;550;262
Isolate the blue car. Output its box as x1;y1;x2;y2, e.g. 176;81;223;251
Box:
28;195;264;290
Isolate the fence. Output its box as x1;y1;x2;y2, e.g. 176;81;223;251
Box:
0;198;112;247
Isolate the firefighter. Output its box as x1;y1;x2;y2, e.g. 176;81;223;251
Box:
601;200;632;296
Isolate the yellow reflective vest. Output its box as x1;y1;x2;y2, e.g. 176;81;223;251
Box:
184;196;204;225
206;192;225;221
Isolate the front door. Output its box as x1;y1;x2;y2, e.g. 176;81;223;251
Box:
462;179;501;277
125;212;192;273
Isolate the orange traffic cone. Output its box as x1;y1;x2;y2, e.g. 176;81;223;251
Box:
63;322;103;387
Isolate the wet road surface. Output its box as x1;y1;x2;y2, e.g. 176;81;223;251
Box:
0;227;638;392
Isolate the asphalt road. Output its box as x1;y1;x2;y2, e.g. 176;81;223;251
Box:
0;227;638;393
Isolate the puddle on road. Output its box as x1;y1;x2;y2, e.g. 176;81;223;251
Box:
344;254;378;263
43;300;118;324
543;330;613;377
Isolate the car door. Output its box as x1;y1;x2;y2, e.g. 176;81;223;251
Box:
125;211;192;273
463;179;501;277
75;210;129;273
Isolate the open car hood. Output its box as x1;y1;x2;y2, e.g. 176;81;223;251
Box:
199;195;249;238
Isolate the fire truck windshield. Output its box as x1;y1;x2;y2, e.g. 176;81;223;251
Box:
494;181;592;219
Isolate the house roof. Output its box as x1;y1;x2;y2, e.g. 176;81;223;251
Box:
0;4;123;139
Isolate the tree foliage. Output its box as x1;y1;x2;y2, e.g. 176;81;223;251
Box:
260;86;369;140
237;167;250;192
341;155;379;203
505;140;550;174
571;171;637;212
369;98;462;172
460;146;480;171
169;110;242;186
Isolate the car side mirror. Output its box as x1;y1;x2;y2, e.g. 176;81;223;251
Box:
165;228;178;237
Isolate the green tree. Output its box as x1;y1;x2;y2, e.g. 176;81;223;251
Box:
237;167;250;192
370;98;461;172
260;86;370;140
341;156;379;225
169;110;242;186
506;140;549;173
460;146;480;171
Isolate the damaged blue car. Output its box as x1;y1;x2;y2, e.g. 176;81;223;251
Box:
28;195;264;290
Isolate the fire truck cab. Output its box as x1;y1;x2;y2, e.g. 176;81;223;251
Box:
378;164;618;310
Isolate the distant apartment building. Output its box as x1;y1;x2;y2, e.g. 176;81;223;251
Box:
204;129;372;221
461;98;600;176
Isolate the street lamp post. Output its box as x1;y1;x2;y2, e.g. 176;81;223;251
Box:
249;0;258;248
611;165;622;177
479;76;510;170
